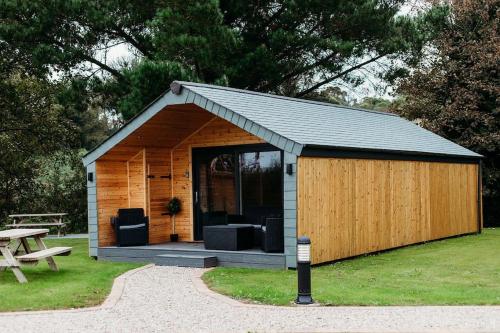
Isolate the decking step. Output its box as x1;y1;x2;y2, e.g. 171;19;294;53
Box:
155;254;217;268
16;247;72;262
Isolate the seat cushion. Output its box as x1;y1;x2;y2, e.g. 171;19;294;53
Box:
119;223;146;230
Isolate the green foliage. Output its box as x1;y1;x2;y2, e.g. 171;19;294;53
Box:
55;78;112;150
393;0;499;226
0;0;444;119
0;238;140;311
166;197;182;216
113;60;195;120
0;71;73;224
203;229;500;305
305;86;351;105
0;52;109;232
355;97;392;112
32;151;88;233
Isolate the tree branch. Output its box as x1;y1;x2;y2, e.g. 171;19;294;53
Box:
295;54;387;97
80;53;123;79
52;39;124;79
262;52;338;91
109;25;152;58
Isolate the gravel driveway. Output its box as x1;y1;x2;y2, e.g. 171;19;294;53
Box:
1;265;499;333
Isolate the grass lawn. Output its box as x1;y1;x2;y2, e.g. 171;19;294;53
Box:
203;228;500;306
0;238;141;312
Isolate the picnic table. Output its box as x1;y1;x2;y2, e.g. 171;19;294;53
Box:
6;213;68;237
0;228;72;283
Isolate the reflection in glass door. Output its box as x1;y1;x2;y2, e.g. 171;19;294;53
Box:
194;152;238;240
239;151;282;224
193;145;282;241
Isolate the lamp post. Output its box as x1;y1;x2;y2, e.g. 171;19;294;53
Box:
295;236;313;304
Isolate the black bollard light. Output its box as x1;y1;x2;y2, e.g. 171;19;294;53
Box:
295;236;313;304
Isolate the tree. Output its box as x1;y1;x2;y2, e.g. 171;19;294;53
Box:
356;97;392;111
0;45;109;230
0;69;72;222
0;0;442;120
394;0;499;226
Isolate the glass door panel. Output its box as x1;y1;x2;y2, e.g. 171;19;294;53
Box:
240;151;282;224
193;152;237;240
193;146;283;241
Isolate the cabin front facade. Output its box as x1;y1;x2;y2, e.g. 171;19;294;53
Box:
83;81;482;269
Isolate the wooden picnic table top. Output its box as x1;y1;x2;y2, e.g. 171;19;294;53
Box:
9;213;67;218
0;228;49;241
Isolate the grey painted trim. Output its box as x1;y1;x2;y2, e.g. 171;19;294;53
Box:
283;152;297;268
82;91;188;166
98;247;285;269
86;162;98;257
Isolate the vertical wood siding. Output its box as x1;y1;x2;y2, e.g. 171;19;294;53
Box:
96;147;172;246
297;157;479;265
146;148;172;244
127;150;146;209
96;160;128;246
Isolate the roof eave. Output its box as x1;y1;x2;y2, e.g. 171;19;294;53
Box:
301;144;483;162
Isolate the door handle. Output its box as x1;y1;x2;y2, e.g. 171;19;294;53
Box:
195;191;198;204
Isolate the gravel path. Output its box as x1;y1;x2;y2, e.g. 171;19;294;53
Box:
1;265;499;333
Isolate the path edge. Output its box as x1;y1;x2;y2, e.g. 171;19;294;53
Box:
0;264;154;316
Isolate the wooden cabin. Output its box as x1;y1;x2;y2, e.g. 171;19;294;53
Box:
83;81;482;268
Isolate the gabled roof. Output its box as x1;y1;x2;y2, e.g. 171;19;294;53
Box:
82;81;481;166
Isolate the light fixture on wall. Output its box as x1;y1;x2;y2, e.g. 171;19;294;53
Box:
87;172;94;182
184;170;190;178
286;163;294;175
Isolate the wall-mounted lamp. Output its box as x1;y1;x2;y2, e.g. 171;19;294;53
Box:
87;172;94;182
286;163;294;175
184;170;190;178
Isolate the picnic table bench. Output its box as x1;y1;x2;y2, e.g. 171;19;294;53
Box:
0;228;72;283
6;213;68;237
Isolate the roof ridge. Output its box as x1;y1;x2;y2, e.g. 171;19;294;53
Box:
175;81;399;117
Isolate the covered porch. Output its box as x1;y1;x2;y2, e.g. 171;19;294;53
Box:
90;101;286;267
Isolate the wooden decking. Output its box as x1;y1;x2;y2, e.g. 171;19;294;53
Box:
98;242;286;269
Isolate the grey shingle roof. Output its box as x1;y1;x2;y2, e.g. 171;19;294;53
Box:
180;82;481;158
82;81;481;165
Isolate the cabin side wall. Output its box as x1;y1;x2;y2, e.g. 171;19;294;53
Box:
297;157;480;265
86;162;98;256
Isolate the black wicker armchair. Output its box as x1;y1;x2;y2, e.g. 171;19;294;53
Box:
111;208;149;247
260;217;284;253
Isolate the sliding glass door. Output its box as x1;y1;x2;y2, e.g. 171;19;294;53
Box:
192;145;283;240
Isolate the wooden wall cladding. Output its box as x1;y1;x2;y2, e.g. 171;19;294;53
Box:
96;111;264;245
127;150;146;210
297;157;479;265
146;147;171;244
96;147;172;246
96;160;128;246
